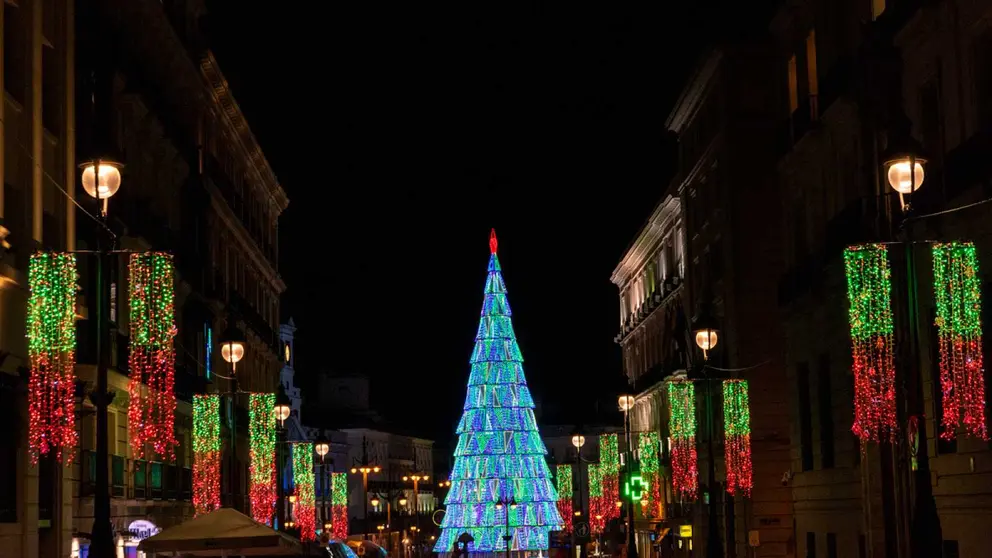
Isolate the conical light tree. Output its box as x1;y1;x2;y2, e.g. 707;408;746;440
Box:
434;230;563;554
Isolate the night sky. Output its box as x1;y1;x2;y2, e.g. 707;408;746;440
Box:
203;2;777;442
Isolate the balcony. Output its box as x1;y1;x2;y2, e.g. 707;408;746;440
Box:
80;450;192;502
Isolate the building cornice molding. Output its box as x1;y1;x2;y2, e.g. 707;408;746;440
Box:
611;195;682;287
665;50;722;134
200;52;289;215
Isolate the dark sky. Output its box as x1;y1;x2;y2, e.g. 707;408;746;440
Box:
203;2;777;441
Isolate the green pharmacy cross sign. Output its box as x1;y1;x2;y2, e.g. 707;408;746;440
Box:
623;473;646;501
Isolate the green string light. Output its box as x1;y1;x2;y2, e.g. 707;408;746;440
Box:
193;394;221;515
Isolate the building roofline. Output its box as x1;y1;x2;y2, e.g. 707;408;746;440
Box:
200;51;289;214
664;49;723;134
610;194;681;286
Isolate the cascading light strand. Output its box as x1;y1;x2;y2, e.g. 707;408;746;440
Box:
598;433;621;523
293;443;316;541
27;252;79;464
331;472;349;539
127;253;179;460
249;393;277;525
723;379;753;497
556;465;573;533
193;394;221;516
844;244;897;444
587;463;604;534
933;242;989;440
637;432;662;518
668;380;698;500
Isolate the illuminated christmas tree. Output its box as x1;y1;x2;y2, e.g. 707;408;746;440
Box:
434;230;563;554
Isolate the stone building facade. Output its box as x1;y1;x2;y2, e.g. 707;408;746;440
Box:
0;1;288;556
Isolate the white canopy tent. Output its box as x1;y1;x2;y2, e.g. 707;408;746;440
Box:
137;507;311;557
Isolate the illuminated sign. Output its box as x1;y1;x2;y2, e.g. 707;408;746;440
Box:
128;519;160;541
679;525;693;538
623;473;646;501
205;325;213;380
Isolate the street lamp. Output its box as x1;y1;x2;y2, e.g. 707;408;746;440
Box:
220;324;246;373
403;474;428;530
315;434;331;530
80;158;123;216
274;385;292;427
618;396;638;558
494;497;518;558
692;305;720;361
882;135;927;213
82;155;123;558
351;437;381;539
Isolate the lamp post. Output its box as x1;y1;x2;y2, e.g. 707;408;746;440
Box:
494;496;517;558
403;474;428;533
220;324;246;510
316;434;330;531
274;384;292;530
692;306;723;558
350;437;381;539
617;396;638;558
82;156;123;558
882;137;941;558
571;432;587;558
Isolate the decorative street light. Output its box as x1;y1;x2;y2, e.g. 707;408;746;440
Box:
618;397;638;558
274;385;292;427
82;153;123;558
80;158;123;216
351;437;381;539
220;324;246;373
692;305;720;361
494;496;518;558
882;135;927;213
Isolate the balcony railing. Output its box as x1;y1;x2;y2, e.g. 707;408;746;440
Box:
80;450;193;503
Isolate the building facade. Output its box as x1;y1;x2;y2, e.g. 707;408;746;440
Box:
613;43;794;557
773;0;992;557
0;1;288;557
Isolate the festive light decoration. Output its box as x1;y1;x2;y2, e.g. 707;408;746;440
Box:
844;244;897;443
555;465;573;533
587;463;605;534
723;379;753;497
435;230;563;553
933;242;989;440
668;380;698;500
27;253;79;463
598;433;621;524
127;253;178;460
249;393;277;525
293;443;316;542
193;394;221;516
331;472;349;540
637;432;663;518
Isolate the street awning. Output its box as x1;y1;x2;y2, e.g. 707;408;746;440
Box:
137;507;305;556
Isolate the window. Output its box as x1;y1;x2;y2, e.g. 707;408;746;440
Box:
806;532;816;558
942;540;959;558
826;534;837;558
787;54;799;114
0;387;18;523
806;30;819;120
798;362;814;471
872;0;886;21
817;354;835;469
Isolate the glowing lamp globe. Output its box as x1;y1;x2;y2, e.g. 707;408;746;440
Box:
885;157;926;194
694;329;718;352
371;498;381;507
274;385;292;425
80;160;123;200
571;435;586;449
315;435;330;459
618;395;635;412
399;498;408;506
220;325;246;368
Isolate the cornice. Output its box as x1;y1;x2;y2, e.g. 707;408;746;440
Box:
200;52;289;215
611;195;682;287
665;49;722;134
